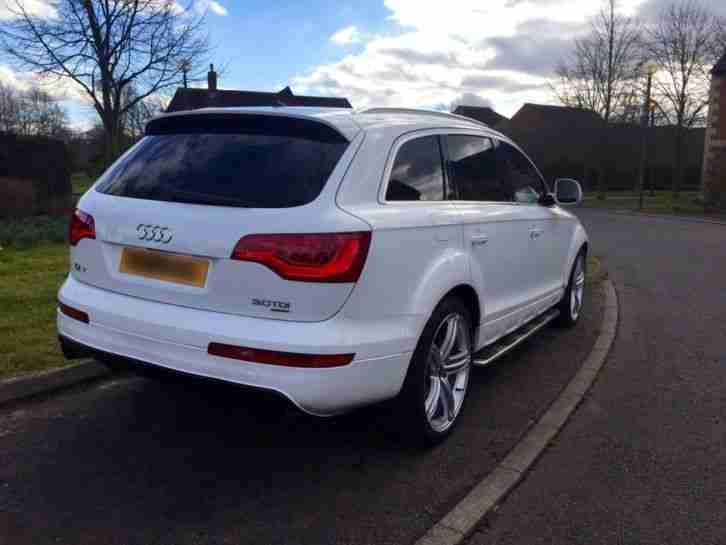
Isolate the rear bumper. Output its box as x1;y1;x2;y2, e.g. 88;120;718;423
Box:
57;275;414;416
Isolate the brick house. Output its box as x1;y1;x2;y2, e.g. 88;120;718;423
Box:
166;65;352;113
500;103;605;132
702;51;726;209
452;105;508;128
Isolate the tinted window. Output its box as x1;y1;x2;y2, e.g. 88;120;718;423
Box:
96;115;348;208
497;142;546;204
446;135;511;202
386;135;445;201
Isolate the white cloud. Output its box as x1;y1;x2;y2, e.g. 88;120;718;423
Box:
206;0;228;16
0;64;90;103
172;0;228;16
0;0;57;20
293;0;670;116
330;25;363;46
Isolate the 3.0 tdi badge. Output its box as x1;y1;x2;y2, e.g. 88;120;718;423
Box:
251;298;291;313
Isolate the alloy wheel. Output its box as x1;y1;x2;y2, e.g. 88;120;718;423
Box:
570;256;585;320
424;313;472;433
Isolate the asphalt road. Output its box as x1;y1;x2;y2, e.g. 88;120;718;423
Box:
0;268;603;545
466;209;726;545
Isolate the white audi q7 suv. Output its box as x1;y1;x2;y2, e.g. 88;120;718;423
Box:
58;107;588;444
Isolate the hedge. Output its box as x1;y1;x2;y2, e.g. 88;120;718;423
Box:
0;133;72;219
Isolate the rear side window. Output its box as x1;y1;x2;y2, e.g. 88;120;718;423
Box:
445;135;511;202
386;135;445;201
497;142;546;204
96;114;349;208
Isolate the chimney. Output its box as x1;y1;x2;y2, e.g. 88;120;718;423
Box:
208;64;218;91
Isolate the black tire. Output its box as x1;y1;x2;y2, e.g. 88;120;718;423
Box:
396;296;474;446
556;249;586;327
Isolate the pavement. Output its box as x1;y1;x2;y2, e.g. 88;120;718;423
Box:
465;209;726;545
0;271;605;544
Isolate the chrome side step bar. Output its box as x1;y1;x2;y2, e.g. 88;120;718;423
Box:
472;308;560;367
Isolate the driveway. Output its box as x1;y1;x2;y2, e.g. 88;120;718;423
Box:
466;209;726;544
0;277;603;545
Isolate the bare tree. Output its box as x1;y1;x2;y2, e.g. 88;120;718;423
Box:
17;87;70;137
0;81;68;137
712;15;726;60
0;82;20;133
553;0;641;122
643;0;720;198
0;0;209;161
121;86;167;142
551;0;641;197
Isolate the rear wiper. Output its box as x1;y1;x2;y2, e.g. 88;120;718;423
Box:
166;190;254;208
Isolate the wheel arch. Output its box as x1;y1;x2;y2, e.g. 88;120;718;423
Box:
443;284;481;335
563;224;589;286
400;281;482;386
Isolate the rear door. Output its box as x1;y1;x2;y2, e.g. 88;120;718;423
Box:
71;112;369;322
444;134;539;345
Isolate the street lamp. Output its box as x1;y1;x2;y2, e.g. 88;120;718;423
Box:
637;61;658;211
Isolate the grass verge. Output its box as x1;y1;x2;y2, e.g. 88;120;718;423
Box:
0;244;69;379
581;190;726;219
586;255;604;284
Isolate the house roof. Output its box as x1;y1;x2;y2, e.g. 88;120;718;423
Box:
166;87;352;113
503;103;604;131
712;50;726;76
452;105;508;128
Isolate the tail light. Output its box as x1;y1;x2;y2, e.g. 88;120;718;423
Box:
208;342;354;368
69;209;95;246
231;232;371;283
59;302;89;324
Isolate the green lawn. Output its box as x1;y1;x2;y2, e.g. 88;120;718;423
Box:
0;244;70;379
71;172;95;195
581;190;715;217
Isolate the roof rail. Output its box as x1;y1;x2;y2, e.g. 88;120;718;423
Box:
358;107;491;128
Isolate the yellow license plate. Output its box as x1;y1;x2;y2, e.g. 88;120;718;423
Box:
119;247;209;288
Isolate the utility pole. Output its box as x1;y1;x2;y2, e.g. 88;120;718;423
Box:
648;99;658;197
637;62;657;211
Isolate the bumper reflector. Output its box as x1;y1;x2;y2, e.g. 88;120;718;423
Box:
208;342;354;368
59;303;90;324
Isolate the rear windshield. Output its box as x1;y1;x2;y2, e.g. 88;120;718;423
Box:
95;114;349;208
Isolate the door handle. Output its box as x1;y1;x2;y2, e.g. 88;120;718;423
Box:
529;228;543;240
471;234;489;247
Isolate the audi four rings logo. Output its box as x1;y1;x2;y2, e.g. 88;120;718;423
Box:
136;224;173;243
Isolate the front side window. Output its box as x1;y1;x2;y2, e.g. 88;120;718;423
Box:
497;142;546;204
445;135;511;202
385;135;445;201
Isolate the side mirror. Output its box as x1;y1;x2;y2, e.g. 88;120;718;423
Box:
539;193;556;207
554;178;583;206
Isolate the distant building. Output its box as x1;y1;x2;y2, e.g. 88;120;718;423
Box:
702;50;726;209
452;105;508;128
166;65;352;113
501;103;604;132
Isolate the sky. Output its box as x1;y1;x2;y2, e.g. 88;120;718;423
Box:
1;0;726;129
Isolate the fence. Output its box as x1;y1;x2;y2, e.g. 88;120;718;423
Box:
498;125;705;192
